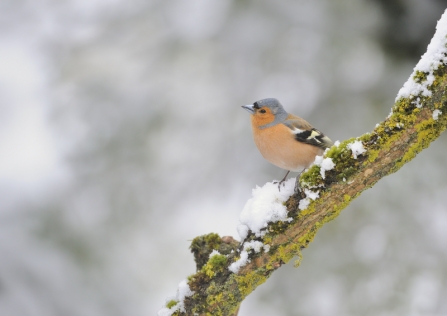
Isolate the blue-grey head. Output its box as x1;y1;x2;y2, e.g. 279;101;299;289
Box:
241;98;289;129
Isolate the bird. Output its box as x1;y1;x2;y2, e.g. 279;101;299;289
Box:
242;98;333;190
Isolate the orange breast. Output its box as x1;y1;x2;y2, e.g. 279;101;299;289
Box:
251;123;323;172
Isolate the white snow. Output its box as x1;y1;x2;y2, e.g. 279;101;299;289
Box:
228;249;249;274
334;140;341;147
244;240;266;253
238;179;295;239
396;10;447;101
433;109;442;120
230;150;337;271
414;97;423;108
236;224;249;240
209;250;221;258
228;240;270;273
304;188;320;200
314;156;335;179
229;178;305;273
347;140;366;159
299;197;311;211
298;188;321;211
158;280;194;316
314;155;323;165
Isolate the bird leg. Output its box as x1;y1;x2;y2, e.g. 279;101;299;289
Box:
274;170;290;191
294;171;303;194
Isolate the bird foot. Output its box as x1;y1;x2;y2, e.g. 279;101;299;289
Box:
274;170;291;192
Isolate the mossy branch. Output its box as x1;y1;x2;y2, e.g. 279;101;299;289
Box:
160;15;447;316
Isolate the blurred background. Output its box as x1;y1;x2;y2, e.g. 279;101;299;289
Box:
1;0;447;315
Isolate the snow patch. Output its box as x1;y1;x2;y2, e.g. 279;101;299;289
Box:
298;197;311;211
298;188;321;211
158;280;194;316
396;10;447;101
236;224;249;241
209;250;221;258
230;179;296;273
238;179;295;239
433;109;442;120
304;188;320;200
347;140;366;159
229;240;270;273
314;155;335;179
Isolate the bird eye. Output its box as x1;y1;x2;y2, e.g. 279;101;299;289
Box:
260;109;266;114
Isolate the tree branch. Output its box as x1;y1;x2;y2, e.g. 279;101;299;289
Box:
158;10;447;316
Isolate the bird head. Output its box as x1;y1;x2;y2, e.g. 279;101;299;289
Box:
241;98;288;129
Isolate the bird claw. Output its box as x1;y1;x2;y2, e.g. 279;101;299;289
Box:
274;170;291;192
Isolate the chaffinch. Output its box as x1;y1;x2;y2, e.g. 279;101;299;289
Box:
242;98;333;188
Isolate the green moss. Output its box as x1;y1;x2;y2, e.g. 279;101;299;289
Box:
212;243;303;311
293;251;303;267
300;164;324;188
297;226;317;245
433;68;447;88
333;194;353;216
234;270;269;299
300;135;376;188
190;233;221;253
166;300;177;309
202;254;228;278
190;272;260;315
209;254;228;267
395;119;445;171
413;70;428;83
262;235;273;244
190;233;222;270
190;233;239;271
337;166;357;181
280;244;301;262
205;292;224;313
267;217;294;235
326;137;355;156
366;148;379;163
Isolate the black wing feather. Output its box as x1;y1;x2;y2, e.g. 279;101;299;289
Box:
294;128;332;149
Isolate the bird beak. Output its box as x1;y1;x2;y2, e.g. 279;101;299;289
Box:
241;104;255;114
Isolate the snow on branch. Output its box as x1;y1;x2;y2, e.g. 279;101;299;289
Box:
158;9;447;316
397;10;447;102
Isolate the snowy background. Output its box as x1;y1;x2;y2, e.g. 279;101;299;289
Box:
1;0;447;315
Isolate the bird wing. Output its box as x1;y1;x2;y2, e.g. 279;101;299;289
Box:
283;116;333;149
